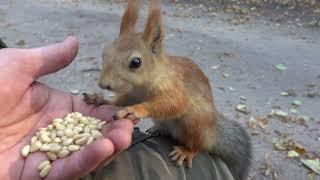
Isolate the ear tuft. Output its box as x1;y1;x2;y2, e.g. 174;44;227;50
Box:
120;0;140;36
143;0;164;55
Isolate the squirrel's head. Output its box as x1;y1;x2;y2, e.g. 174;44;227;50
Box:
99;0;165;95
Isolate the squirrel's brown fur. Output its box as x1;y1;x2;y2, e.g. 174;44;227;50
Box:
84;0;251;179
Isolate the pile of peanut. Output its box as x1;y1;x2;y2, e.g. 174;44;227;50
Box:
20;112;106;178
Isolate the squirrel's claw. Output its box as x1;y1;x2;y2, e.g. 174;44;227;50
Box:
114;108;138;121
168;146;197;168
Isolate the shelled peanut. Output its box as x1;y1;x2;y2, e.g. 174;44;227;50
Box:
20;112;106;178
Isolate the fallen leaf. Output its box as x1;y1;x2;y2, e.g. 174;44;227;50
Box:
228;87;236;91
211;65;220;69
258;116;269;128
222;73;230;78
236;104;250;114
264;164;271;176
249;116;257;129
301;159;320;174
272;109;288;118
272;136;306;154
292;100;302;106
287;150;300;158
273;138;287;151
264;154;272;176
288;139;306;155
275;64;287;71
280;91;289;96
290;109;298;114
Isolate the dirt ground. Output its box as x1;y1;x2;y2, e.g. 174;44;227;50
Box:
0;0;320;179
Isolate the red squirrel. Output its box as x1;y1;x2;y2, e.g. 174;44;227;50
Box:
83;0;252;179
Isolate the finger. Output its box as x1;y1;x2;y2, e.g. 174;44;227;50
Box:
46;120;132;180
95;119;134;168
101;119;133;152
133;119;140;125
21;151;48;180
46;138;114;180
88;105;121;122
72;96;120;123
28;36;79;79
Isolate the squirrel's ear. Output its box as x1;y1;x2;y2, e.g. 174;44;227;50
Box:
119;0;140;36
143;0;164;55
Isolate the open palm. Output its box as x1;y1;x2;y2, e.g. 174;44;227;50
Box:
0;37;133;180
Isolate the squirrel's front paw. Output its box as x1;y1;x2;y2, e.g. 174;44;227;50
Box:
114;108;138;121
82;93;108;106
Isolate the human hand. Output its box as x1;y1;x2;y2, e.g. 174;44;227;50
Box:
0;37;133;180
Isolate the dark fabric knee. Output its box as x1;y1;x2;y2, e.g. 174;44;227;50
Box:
82;128;235;180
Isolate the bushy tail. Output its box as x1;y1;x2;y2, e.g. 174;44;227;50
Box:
210;114;252;180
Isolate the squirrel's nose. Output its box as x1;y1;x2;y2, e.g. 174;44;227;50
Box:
106;85;112;90
99;82;112;90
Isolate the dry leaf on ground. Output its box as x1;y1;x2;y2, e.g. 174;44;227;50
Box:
301;159;320;174
287;150;300;158
236;104;250;114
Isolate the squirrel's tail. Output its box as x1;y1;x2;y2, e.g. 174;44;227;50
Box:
210;114;252;180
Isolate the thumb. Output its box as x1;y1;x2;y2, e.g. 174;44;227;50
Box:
29;36;79;79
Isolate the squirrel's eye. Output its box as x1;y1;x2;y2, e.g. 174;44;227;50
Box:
129;57;142;69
